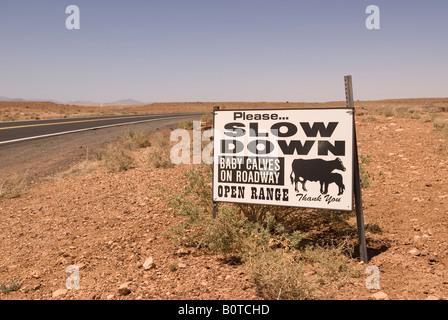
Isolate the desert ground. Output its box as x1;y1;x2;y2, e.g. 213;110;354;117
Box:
0;98;447;300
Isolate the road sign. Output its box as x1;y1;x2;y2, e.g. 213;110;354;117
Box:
212;107;354;211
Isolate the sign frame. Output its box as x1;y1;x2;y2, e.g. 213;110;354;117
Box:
212;106;355;212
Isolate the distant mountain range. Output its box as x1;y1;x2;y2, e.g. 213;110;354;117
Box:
104;99;144;105
0;96;146;105
0;96;60;103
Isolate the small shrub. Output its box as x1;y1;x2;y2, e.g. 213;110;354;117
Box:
360;154;372;165
103;146;135;172
300;243;360;292
288;230;307;250
0;279;22;294
377;108;394;117
437;143;448;154
147;132;173;169
119;130;151;150
433;119;446;130
169;264;178;272
201;112;213;126
358;155;372;189
0;178;25;199
423;105;448;113
393;107;409;117
148;149;173;169
365;222;382;234
182;164;213;208
245;249;313;300
359;116;378;122
204;206;250;258
165;195;211;248
423;113;439;123
433;118;448;137
359;163;370;189
178;120;194;130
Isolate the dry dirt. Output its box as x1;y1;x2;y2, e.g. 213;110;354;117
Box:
0;99;447;300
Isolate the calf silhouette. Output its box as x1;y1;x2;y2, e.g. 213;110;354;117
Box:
322;172;345;195
290;158;345;194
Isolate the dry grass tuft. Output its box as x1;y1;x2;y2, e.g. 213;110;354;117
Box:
147;132;173;169
0;177;25;199
103;146;135;173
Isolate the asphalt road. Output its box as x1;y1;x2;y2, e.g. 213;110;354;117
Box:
0;113;203;182
0;113;203;144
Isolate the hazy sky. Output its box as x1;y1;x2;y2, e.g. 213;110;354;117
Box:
1;0;447;103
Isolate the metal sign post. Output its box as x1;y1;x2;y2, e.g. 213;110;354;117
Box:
212;105;220;219
345;75;368;263
345;75;355;108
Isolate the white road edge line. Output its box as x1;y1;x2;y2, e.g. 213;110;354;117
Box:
0;113;168;125
0;115;200;145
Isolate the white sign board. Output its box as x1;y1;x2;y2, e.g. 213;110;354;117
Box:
212;108;354;211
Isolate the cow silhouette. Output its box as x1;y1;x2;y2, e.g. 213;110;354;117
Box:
290;158;346;194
